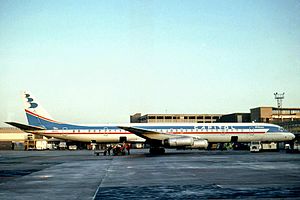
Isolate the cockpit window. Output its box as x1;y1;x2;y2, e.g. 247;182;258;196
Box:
279;127;288;132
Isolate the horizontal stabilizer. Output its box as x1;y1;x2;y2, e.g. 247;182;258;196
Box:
5;122;45;131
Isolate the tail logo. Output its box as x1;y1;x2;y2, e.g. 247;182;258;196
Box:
25;94;38;109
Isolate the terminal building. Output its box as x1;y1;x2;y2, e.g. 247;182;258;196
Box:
217;113;251;123
250;107;300;123
0;127;46;150
130;113;251;123
131;107;300;124
0;128;91;150
130;113;222;123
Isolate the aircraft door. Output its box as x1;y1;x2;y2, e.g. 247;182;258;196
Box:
231;136;238;143
119;136;127;143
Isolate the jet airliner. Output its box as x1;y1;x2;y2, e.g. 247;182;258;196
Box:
7;92;295;154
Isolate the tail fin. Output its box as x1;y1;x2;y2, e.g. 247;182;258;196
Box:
23;91;59;128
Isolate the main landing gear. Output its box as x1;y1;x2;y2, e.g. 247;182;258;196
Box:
149;147;165;154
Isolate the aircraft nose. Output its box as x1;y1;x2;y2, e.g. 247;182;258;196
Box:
290;133;295;140
285;133;295;141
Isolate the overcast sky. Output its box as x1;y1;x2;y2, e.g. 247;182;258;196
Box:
1;0;300;126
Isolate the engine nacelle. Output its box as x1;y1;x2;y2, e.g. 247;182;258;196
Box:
191;139;208;149
164;137;208;149
164;137;193;147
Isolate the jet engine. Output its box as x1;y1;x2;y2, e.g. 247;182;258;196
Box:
191;139;209;149
164;137;208;149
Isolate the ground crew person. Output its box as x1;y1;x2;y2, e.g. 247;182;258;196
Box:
125;143;131;155
107;145;112;155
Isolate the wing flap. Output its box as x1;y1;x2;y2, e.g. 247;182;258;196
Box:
118;126;179;141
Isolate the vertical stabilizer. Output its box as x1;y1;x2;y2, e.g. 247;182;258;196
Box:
23;91;56;127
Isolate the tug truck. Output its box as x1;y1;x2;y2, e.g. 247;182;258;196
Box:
261;142;278;151
250;141;261;152
250;141;278;152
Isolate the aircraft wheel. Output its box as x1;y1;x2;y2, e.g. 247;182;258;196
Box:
149;147;165;154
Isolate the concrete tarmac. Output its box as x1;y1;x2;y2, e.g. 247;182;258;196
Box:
0;149;299;199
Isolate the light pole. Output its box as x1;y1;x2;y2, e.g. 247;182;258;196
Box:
274;92;285;122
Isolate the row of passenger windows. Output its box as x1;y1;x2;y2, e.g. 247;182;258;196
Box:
149;116;220;120
71;129;124;133
66;129;251;133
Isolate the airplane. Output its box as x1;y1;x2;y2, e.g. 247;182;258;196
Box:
6;91;295;154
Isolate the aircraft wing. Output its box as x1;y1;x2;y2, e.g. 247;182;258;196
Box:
6;122;45;131
119;126;209;150
118;126;180;141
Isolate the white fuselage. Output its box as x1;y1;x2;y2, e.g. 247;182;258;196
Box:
31;123;295;144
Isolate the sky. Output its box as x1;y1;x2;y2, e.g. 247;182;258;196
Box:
0;0;300;126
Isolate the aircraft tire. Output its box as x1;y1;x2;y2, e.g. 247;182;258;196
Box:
149;147;165;154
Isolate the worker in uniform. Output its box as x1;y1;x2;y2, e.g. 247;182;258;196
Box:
125;143;131;155
107;144;112;155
